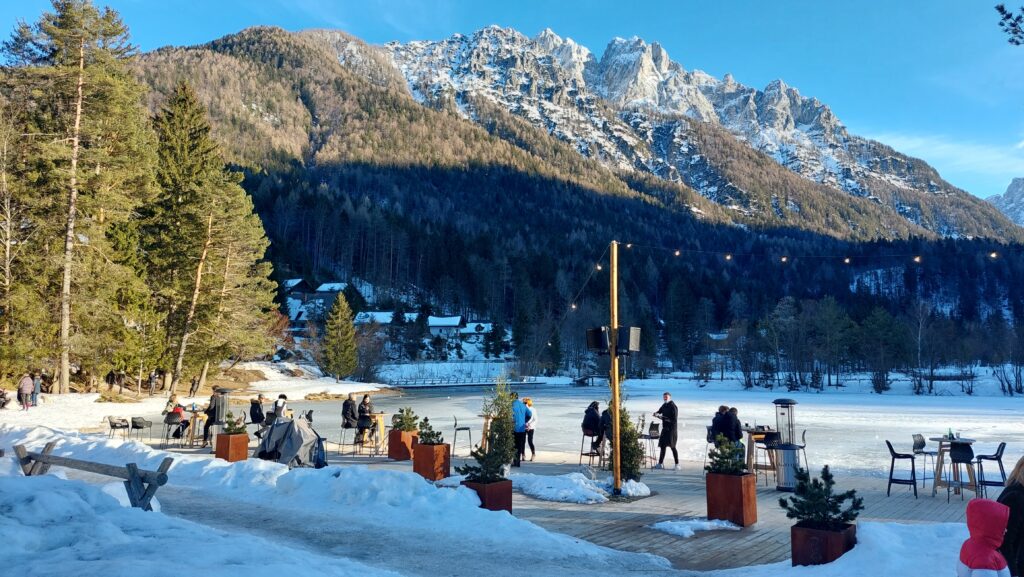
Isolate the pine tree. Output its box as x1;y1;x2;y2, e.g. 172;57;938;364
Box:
456;378;515;482
143;81;276;391
322;293;357;379
3;0;157;391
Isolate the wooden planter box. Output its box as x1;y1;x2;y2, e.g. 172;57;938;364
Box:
215;433;249;462
791;522;857;566
461;479;513;512
706;472;757;527
388;429;418;461
413;443;451;481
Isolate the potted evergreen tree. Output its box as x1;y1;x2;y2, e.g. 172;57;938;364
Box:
413;417;450;481
215;411;249;462
705;434;756;527
779;465;864;566
388;407;419;461
456;380;515;512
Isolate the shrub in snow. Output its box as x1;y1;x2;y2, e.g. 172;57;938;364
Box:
606;404;644;482
456;379;515;483
705;433;746;475
223;411;247;434
779;465;864;530
394;407;420;432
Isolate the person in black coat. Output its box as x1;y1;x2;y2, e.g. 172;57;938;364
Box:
710;405;728;440
342;393;359;429
357;394;375;443
999;457;1024;577
581;401;601;453
596;407;614;455
653;392;679;469
249;394;266;438
725;407;743;444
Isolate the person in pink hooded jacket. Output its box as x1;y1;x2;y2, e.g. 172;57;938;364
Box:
958;498;1012;577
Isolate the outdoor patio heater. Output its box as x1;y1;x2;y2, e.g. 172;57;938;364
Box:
772;398;800;492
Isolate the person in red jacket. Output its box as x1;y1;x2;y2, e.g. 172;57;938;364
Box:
958;498;1012;577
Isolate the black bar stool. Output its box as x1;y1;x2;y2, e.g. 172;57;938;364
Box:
947;442;976;502
885;440;918;498
579;429;600;466
912;434;937;487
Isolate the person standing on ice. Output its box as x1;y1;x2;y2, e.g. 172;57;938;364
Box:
998;457;1024;577
957;498;1012;577
17;372;33;410
523;397;537;461
511;392;532;467
653;392;679;470
31;372;41;407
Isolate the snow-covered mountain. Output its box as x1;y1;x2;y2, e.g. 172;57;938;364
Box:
367;25;1009;238
988;178;1024;226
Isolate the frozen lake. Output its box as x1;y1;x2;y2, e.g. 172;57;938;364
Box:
285;378;1024;478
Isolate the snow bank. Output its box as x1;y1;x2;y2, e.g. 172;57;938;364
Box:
0;426;673;575
238;361;382;398
0;462;402;577
704;521;966;576
651;518;740;538
511;472;610;503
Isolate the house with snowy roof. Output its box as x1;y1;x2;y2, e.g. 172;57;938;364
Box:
428;316;465;338
282;278;310;294
353;311;420;325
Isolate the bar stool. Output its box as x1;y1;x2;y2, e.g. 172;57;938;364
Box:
976;442;1007;498
642;422;660;468
912;434;937;487
338;424;356;455
579;429;600;466
754;431;780;486
885;440;918;498
947;442;976;503
452;416;473;457
161;413;183;449
796;430;808;471
702;425;715;476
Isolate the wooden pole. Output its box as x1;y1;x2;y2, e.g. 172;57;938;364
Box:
609;240;622;495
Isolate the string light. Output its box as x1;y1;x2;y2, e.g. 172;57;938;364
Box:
913;256;922;264
990;251;999;259
595;264;603;271
843;257;851;264
626;243;633;249
780;256;788;263
674;249;681;256
724;253;732;261
570;303;577;310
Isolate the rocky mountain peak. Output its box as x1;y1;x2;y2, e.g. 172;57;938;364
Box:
988;178;1024;226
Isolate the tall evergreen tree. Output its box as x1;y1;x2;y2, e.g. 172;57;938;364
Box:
322;293;357;379
143;81;276;391
2;0;157;391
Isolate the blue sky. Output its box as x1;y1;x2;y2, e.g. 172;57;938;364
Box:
3;0;1023;197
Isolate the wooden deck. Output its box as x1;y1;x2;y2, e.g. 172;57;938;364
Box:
162;439;977;572
506;461;971;571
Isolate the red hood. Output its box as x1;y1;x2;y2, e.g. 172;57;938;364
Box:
960;499;1010;571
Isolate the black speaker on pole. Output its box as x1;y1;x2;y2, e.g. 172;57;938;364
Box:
616;326;641;356
585;326;610;355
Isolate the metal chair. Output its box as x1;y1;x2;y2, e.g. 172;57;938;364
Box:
976;442;1007;498
912;434;937;487
885;440;917;498
579;428;600;466
946;442;976;503
754;431;781;486
702;425;715;476
643;422;660;469
338;423;357;455
161;413;183;448
107;416;130;439
452;416;473;457
130;417;153;440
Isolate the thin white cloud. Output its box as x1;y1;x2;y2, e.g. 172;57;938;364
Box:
866;131;1024;194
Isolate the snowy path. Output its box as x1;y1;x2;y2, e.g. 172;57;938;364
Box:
155;484;678;577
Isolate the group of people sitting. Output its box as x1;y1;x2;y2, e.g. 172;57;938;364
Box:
341;393;378;444
710;405;744;446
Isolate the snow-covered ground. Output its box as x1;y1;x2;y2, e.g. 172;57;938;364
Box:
238;361;382;398
0;392;169;431
0;426;974;576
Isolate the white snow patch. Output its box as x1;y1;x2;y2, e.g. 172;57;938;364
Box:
651;517;740;538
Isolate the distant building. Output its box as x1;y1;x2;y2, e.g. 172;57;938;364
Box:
282;278;311;294
459;321;493;339
353;311;420;325
428;316;465;338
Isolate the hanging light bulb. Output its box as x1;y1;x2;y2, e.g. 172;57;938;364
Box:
843;257;851;264
913;256;922;264
780;256;789;263
570;303;577;310
596;264;603;271
674;249;681;256
626;243;633;249
990;251;999;259
724;253;733;261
